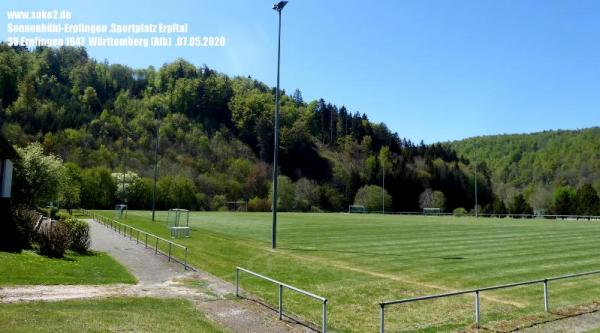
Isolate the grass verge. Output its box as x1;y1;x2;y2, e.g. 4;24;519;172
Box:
0;297;225;333
0;250;136;285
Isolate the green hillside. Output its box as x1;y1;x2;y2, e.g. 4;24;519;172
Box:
0;44;489;213
2;44;597;215
450;127;600;210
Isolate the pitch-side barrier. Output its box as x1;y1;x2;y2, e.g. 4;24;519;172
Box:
236;266;328;333
79;209;191;271
379;269;600;333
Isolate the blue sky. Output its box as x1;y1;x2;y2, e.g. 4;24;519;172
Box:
2;0;600;143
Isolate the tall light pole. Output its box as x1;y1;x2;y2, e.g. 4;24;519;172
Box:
474;146;478;218
379;146;389;215
121;110;128;206
382;162;385;214
271;1;288;249
151;106;161;222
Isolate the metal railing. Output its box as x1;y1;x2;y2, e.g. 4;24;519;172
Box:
369;211;600;220
79;209;191;271
379;269;600;333
236;267;328;333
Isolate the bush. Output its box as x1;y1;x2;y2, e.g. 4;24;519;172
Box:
55;211;71;220
248;196;270;212
453;207;468;217
508;193;533;217
317;185;345;212
47;206;59;219
1;205;40;252
64;218;91;253
38;220;71;258
211;194;226;211
268;176;295;211
354;185;392;212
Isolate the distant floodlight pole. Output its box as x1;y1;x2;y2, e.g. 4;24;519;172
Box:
151;106;161;222
271;0;287;249
122;111;128;205
474;146;478;218
382;161;385;214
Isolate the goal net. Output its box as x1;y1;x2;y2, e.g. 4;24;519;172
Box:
423;207;441;215
226;201;248;212
167;208;190;238
114;204;128;219
349;205;367;213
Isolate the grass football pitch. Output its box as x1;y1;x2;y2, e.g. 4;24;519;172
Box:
92;211;600;332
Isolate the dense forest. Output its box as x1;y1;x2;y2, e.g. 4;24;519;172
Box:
2;44;598;215
450;128;600;214
0;44;494;213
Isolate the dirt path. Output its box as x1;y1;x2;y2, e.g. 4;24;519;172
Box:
515;311;600;333
0;219;312;333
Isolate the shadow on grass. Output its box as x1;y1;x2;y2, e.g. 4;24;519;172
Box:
45;250;101;261
476;302;600;333
73;250;101;257
235;294;323;333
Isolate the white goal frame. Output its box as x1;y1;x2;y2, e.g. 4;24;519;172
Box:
167;208;190;238
423;207;442;215
114;204;128;219
349;205;367;213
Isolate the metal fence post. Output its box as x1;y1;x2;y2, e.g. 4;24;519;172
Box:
234;267;327;331
380;304;385;333
278;284;283;320
544;279;549;312
323;299;327;333
155;237;158;254
145;233;148;248
475;290;481;328
235;268;239;297
184;248;188;270
136;230;139;244
168;242;172;262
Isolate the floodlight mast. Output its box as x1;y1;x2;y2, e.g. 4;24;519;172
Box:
151;106;161;222
122;111;128;205
382;161;385;214
271;0;288;249
474;145;478;218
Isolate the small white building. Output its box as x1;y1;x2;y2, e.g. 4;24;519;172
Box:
0;134;17;199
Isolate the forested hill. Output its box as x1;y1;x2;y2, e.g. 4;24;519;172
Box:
449;127;600;208
1;44;489;212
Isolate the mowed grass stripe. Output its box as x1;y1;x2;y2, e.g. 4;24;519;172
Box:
327;235;600;265
282;238;600;284
397;243;600;275
286;235;600;265
191;214;596;255
285;227;597;251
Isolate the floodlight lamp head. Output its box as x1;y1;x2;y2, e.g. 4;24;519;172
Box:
273;1;288;12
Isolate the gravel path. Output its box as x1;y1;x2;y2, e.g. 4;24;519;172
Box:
88;218;185;285
0;219;313;333
516;311;600;333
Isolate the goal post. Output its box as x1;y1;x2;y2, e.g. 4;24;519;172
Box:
349;205;367;213
114;204;128;219
423;207;442;215
167;208;190;238
226;200;248;212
